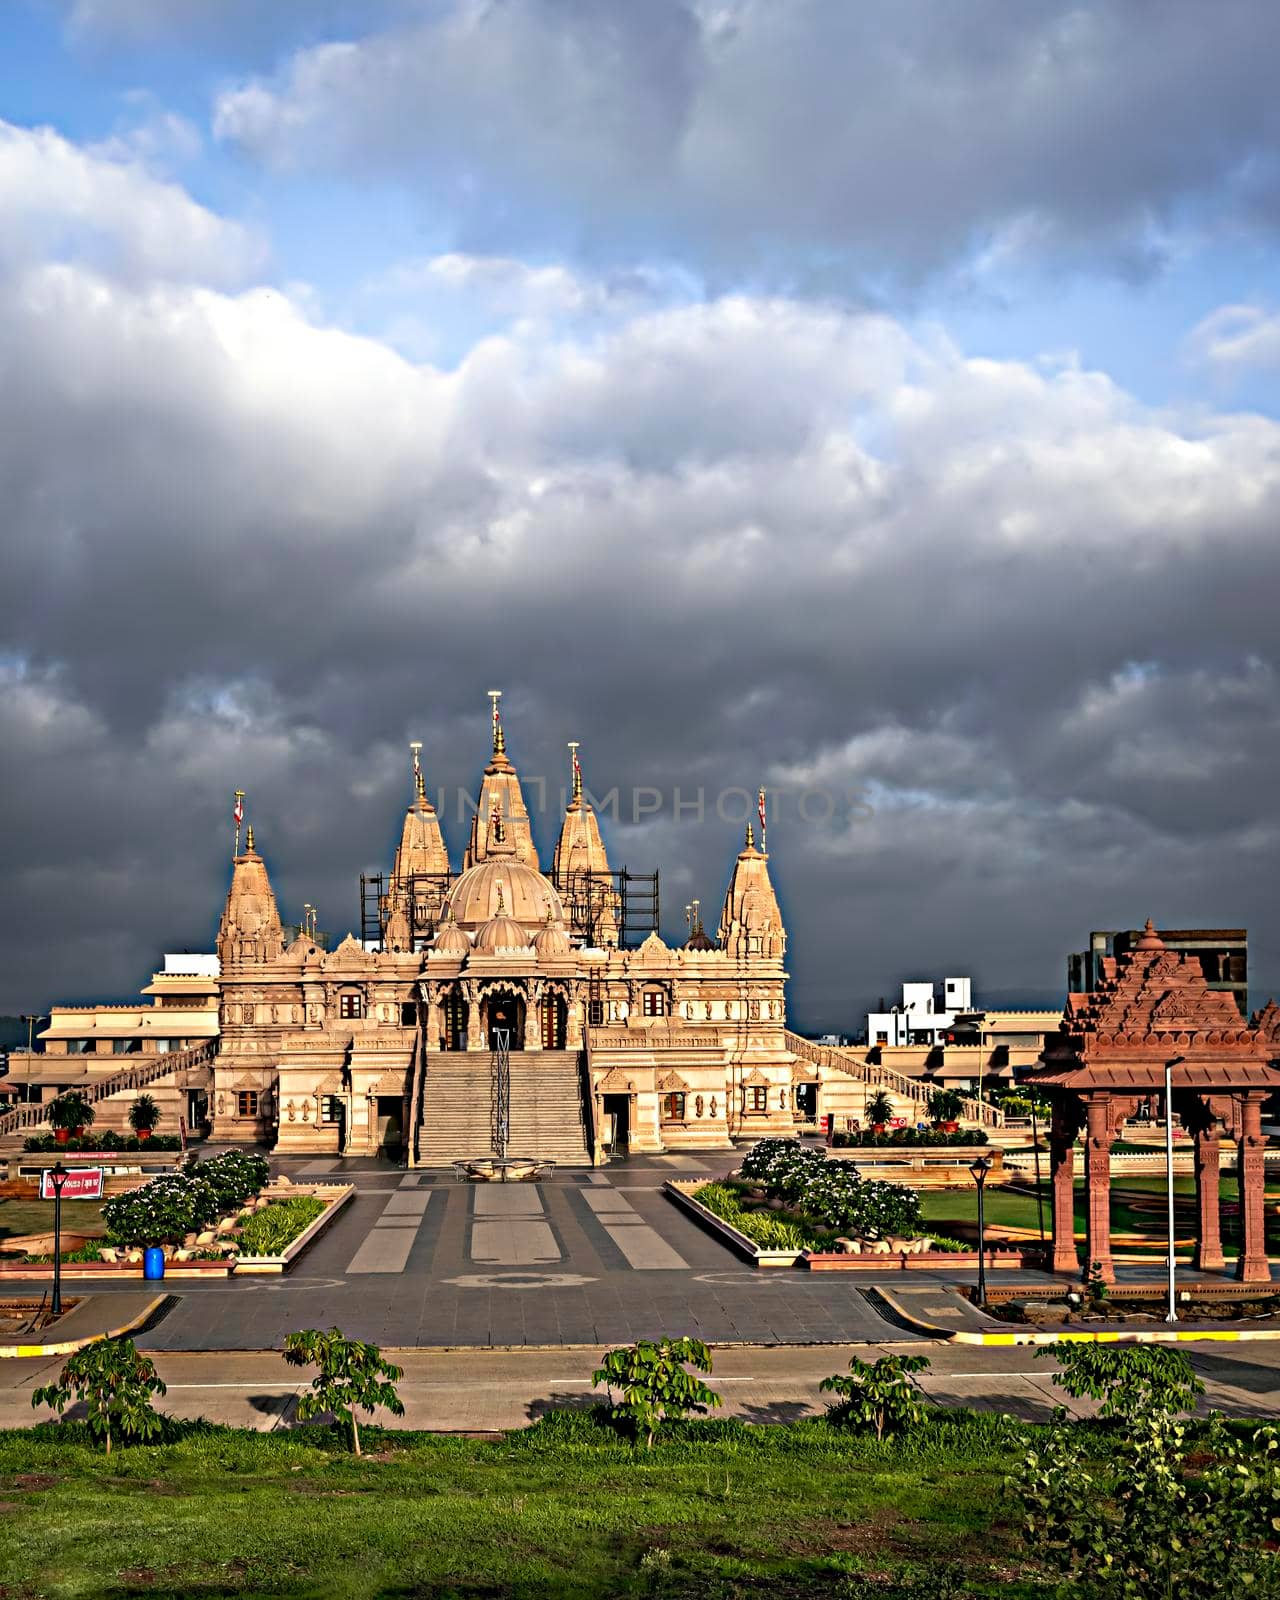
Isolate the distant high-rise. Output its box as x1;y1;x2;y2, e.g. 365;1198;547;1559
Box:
1067;928;1247;1016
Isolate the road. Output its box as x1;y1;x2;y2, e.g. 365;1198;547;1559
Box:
4;1339;1278;1432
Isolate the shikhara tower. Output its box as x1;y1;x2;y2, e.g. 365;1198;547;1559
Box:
211;695;800;1160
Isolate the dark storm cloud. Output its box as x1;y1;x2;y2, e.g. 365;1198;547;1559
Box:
213;0;1280;282
2;165;1279;1031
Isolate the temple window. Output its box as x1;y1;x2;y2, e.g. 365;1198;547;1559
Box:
661;1092;686;1122
320;1095;343;1124
642;991;666;1017
588;998;605;1027
338;992;364;1020
112;1038;143;1054
747;1086;767;1113
400;1002;417;1027
236;1090;259;1118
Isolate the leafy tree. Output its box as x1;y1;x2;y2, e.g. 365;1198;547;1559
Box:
819;1353;932;1441
591;1336;723;1449
128;1094;160;1134
1038;1341;1205;1422
1016;1408;1280;1596
283;1327;405;1455
47;1092;95;1133
31;1337;166;1454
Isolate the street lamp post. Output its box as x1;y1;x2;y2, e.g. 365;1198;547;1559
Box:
48;1161;68;1318
969;1154;993;1308
1164;1054;1185;1325
1029;1097;1046;1243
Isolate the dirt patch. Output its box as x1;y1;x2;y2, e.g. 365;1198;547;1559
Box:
11;1473;57;1491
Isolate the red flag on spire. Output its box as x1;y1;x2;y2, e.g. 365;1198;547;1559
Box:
233;792;244;829
757;787;767;847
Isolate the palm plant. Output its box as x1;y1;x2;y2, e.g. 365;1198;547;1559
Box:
865;1090;895;1129
128;1094;160;1137
47;1092;95;1141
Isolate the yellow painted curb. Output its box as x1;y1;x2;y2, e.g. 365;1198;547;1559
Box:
0;1295;170;1359
871;1286;1280;1347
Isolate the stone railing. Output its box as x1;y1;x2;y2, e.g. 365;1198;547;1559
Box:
784;1031;1004;1130
0;1040;217;1138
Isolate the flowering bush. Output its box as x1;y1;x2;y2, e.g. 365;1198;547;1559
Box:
737;1139;922;1240
102;1151;269;1247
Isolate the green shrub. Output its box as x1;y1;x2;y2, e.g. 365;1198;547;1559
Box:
692;1182;824;1250
101;1150;269;1245
46;1093;95;1132
592;1336;722;1449
237;1196;325;1256
31;1337;166;1453
820;1353;933;1441
128;1093;160;1133
735;1139;923;1240
23;1131;182;1152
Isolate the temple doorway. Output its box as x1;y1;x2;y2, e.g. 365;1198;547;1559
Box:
539;992;567;1050
375;1095;402;1153
602;1092;631;1155
486;992;526;1051
442;990;468;1051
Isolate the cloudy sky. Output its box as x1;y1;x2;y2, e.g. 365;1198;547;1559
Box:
4;1;1280;1031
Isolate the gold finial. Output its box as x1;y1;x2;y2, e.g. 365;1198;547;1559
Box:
744;820;754;850
245;822;255;852
568;740;582;804
410;742;424;801
488;689;505;756
496;881;506;915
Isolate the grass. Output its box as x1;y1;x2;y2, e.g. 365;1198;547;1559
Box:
0;1198;107;1243
236;1195;326;1256
918;1178;1280;1255
0;1409;1045;1599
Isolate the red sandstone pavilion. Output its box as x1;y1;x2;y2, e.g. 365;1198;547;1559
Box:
1033;920;1280;1284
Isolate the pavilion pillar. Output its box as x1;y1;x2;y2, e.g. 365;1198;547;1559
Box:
1049;1102;1079;1275
1083;1094;1116;1284
1236;1091;1269;1284
1193;1113;1225;1273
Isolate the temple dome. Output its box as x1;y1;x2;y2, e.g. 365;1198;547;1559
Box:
443;857;564;931
532;916;571;958
473;914;531;955
430;914;472;956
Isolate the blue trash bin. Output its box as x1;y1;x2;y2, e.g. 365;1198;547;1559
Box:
143;1246;165;1280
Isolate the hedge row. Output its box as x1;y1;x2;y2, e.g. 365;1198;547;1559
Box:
738;1139;923;1239
101;1151;269;1247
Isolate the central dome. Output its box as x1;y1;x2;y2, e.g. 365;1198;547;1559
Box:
442;857;565;932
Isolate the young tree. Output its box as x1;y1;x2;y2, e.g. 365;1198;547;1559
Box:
283;1327;405;1455
1037;1341;1205;1422
31;1337;167;1454
819;1353;932;1441
592;1337;722;1449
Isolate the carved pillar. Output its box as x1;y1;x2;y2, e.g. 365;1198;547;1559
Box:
1049;1101;1079;1275
1236;1091;1269;1284
1193;1110;1224;1272
525;980;543;1052
463;981;483;1051
424;995;440;1052
1083;1094;1115;1283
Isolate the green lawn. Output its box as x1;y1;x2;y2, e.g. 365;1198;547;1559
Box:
0;1198;107;1243
0;1412;1045;1599
919;1179;1280;1255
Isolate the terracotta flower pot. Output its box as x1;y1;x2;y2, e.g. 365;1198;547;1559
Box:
137;1127;152;1141
72;1126;84;1140
54;1128;70;1145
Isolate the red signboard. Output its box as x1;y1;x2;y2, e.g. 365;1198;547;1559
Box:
889;1117;908;1129
40;1167;104;1201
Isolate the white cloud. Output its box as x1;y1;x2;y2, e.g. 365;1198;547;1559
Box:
1186;304;1280;376
0;120;264;286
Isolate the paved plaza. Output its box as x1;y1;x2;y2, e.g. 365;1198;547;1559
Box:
109;1151;960;1352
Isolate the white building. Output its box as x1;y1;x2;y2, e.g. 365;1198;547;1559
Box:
866;977;974;1048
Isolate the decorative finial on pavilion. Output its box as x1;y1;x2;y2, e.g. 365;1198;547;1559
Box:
496;881;506;915
245;822;255;853
1136;917;1165;953
410;742;424;802
233;790;245;857
568;741;582;806
488;689;505;757
490;795;506;846
744;820;755;850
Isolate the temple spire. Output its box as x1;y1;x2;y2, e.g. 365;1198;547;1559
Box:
568;741;583;807
217;821;284;965
464;693;536;867
488;689;506;760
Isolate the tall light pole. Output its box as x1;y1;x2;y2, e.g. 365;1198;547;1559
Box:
970;1154;993;1308
48;1161;68;1318
1164;1054;1185;1324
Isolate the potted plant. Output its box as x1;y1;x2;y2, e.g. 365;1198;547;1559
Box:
128;1094;160;1142
48;1092;95;1145
865;1090;895;1135
928;1088;962;1133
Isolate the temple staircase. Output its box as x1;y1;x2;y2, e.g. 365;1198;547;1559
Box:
506;1051;592;1165
0;1040;217;1142
416;1053;497;1165
784;1031;1005;1130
